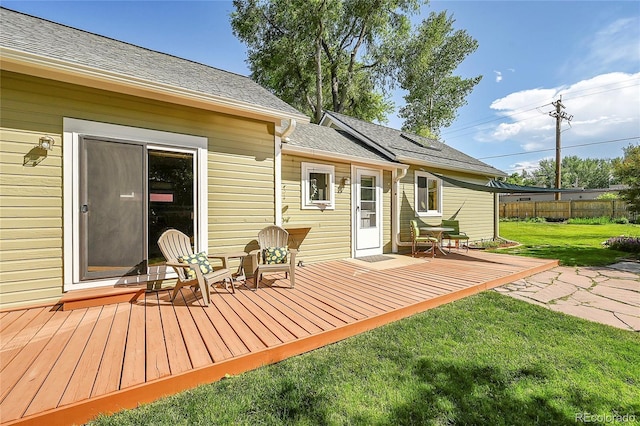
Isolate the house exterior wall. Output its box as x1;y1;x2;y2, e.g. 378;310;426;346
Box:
398;166;496;247
281;154;352;263
0;71;276;309
281;153;394;263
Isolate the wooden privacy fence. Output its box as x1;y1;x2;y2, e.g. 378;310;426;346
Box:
500;200;637;221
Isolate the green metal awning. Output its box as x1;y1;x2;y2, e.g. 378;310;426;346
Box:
432;173;578;194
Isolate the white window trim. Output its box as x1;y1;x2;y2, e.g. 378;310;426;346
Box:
414;171;443;217
301;162;335;210
63;118;208;291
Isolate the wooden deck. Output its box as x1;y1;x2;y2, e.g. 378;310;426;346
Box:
0;251;557;425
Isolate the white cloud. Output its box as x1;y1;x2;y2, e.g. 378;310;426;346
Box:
588;17;640;69
521;142;545;152
563;17;640;77
493;69;515;83
507;158;551;174
483;72;639;147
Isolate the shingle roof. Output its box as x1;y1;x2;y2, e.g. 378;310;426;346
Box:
324;111;506;177
285;122;398;164
0;7;306;119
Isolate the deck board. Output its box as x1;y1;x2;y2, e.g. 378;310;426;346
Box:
0;251;557;426
24;307;102;416
58;305;115;406
144;294;171;382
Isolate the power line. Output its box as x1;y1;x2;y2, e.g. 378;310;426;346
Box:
477;137;639;160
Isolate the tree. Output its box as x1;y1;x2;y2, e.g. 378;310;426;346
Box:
397;11;481;138
527;156;616;189
505;170;536;187
231;0;421;123
612;144;640;214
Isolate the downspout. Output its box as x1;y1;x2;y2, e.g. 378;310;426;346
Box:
280;119;297;142
393;167;413;251
274;119;297;226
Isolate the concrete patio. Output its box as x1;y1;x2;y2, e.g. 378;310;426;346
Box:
496;261;640;331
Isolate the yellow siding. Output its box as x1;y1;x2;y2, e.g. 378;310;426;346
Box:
280;155;394;263
0;71;275;309
281;155;352;263
398;166;496;249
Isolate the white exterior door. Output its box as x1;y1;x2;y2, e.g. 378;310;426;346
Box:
354;168;382;257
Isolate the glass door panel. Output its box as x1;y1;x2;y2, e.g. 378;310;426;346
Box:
355;169;381;253
147;150;195;265
80;138;145;280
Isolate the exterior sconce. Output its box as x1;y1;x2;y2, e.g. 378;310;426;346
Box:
39;136;55;151
23;136;55;167
342;177;350;185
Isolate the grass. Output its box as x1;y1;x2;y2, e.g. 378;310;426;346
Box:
90;292;640;425
496;221;640;266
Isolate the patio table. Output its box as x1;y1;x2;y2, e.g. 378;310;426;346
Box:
420;226;454;256
209;251;248;289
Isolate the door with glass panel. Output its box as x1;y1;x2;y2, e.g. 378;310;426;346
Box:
79;137;195;281
354;168;382;257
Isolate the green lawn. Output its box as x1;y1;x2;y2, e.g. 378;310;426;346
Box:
496;221;640;266
90;292;640;425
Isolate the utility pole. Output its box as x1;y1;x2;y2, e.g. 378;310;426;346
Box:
549;96;573;200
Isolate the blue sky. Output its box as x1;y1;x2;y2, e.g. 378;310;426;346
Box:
3;1;639;175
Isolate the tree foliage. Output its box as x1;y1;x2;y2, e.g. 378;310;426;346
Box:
505;156;617;190
612;144;640;214
231;0;421;123
397;11;481;138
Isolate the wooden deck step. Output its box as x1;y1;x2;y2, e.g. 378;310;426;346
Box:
58;286;146;311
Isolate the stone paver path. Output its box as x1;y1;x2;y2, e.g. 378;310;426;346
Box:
496;261;639;331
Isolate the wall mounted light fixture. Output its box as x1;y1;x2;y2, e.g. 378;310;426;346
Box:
341;176;350;185
38;136;55;151
23;136;55;167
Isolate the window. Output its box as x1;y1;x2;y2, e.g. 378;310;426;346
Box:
302;162;335;209
415;171;442;216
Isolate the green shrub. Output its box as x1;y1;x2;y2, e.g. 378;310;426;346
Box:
597;192;619;200
527;216;547;223
566;216;630;225
567;217;611;225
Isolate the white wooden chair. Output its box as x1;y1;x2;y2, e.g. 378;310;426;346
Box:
157;229;234;306
250;225;297;290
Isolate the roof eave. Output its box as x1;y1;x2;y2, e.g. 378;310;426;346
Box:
0;47;310;123
282;144;406;170
395;155;507;178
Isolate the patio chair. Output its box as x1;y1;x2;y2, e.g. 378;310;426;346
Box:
410;220;438;258
441;219;469;252
250;225;297;290
157;229;234;306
